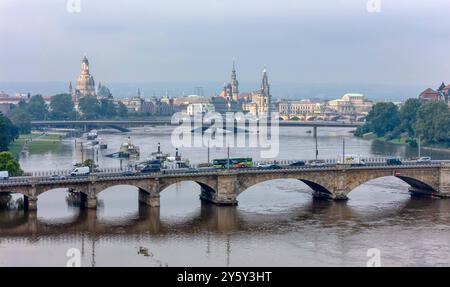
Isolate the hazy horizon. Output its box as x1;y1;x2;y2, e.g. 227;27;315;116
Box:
0;81;426;102
1;0;450;95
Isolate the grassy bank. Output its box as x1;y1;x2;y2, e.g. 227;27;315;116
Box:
8;133;64;158
362;132;450;150
363;133;409;145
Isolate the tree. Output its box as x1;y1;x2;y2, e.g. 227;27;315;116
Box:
26;94;48;120
117;101;128;118
49;93;77;120
0;152;22;176
415;102;450;144
0;113;19;151
17;99;27;110
78;96;100;119
400;98;422;137
9;108;31;134
364;102;400;136
99;99;117;118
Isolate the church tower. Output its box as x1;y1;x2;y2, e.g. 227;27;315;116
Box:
261;67;272;118
68;82;73;96
231;61;239;101
75;56;96;99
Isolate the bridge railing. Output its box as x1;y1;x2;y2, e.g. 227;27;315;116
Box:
11;156;444;180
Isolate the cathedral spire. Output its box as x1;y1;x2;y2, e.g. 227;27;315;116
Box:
230;61;239;101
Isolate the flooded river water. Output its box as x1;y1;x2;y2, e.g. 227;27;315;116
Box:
1;126;450;266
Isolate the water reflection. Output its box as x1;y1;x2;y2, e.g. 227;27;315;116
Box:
0;202;239;238
2;196;449;239
3;127;450;266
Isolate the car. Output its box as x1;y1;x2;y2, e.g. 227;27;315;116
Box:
0;171;9;180
140;164;161;173
307;160;327;167
257;162;272;169
386;158;402;165
48;174;66;180
417;157;431;163
267;164;283;170
257;163;283;170
290;161;306;167
122;170;136;176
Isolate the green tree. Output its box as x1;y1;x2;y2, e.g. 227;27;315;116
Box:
415;102;450;144
26;94;48;120
8;108;31;134
49;93;77;120
0;152;22;176
364;102;400;136
400;98;422;137
78;96;100;119
117;101;128;118
17;99;27;110
99;99;117;118
0;113;19;151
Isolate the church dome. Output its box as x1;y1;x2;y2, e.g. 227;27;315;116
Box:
98;85;112;99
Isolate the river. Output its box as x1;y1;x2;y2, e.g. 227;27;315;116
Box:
1;126;450;266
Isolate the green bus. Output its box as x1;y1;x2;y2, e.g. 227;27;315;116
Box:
213;157;253;169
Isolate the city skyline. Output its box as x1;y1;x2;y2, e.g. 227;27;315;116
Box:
1;0;450;86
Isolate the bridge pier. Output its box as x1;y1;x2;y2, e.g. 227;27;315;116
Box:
200;174;238;206
84;196;97;209
24;196;38;211
138;189;160;207
438;163;450;198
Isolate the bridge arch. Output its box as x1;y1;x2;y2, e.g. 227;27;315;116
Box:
236;173;334;199
344;173;438;197
158;179;217;200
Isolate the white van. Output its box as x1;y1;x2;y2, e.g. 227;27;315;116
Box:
70;166;90;176
337;155;366;166
0;171;9;180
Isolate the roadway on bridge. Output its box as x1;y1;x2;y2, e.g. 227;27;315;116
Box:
0;159;442;187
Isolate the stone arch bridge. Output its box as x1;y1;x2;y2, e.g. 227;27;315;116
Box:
1;162;450;211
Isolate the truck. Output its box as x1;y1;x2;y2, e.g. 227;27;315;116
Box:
337;155;366;166
0;171;9;180
70;166;90;176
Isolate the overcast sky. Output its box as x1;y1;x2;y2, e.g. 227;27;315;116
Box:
1;0;450;87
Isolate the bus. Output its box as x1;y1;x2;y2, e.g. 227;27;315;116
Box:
213;158;253;169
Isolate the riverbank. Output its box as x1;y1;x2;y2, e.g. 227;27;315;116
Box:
362;132;450;152
8;133;65;158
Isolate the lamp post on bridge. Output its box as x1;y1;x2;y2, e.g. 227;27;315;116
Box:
227;145;230;170
342;138;346;164
314;126;318;160
418;135;421;158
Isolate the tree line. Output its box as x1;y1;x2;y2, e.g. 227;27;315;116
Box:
355;99;450;147
7;94;129;133
0;113;22;175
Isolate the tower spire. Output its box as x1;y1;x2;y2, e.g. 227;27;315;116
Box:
230;60;239;101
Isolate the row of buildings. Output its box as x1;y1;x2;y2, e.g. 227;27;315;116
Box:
69;56;175;116
0;56;373;120
181;62;372;119
419;82;450;105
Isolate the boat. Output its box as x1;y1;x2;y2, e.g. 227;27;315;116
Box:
98;138;108;150
87;130;98;140
105;137;139;158
119;137;140;158
151;143;169;161
161;149;190;169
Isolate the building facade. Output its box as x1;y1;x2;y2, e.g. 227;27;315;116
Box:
243;68;272;117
